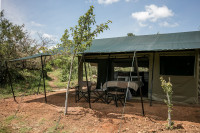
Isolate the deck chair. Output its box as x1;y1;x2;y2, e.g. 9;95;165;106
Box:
91;86;107;103
102;81;126;107
103;81;142;107
75;81;92;103
107;87;126;107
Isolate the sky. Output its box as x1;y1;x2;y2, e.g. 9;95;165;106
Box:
1;0;200;46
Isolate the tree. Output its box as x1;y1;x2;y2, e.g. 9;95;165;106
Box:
0;10;26;61
0;10;27;83
37;33;55;52
160;77;174;129
127;33;134;36
0;10;45;84
59;6;111;115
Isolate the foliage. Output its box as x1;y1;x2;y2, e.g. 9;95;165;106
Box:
0;10;55;85
0;10;40;60
58;5;111;82
127;33;134;36
59;6;111;54
52;55;78;82
0;10;41;84
58;5;111;84
0;69;52;99
160;77;174;129
52;56;97;84
45;60;53;72
57;5;111;114
0;10;56;102
48;68;68;88
81;63;97;83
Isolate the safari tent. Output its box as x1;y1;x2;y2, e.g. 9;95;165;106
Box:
78;31;200;104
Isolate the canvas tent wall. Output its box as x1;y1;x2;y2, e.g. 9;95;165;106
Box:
80;31;200;104
150;50;198;104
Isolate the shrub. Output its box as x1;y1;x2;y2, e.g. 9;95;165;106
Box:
160;77;174;129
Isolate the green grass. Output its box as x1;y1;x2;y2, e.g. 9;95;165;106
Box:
53;79;78;89
0;115;32;133
0;80;52;99
46;122;65;133
4;115;16;125
0;124;12;133
48;69;67;88
37;118;46;126
0;69;53;99
0;115;19;132
19;126;32;133
0;68;81;100
53;82;66;88
0;115;16;133
48;69;78;88
49;69;62;80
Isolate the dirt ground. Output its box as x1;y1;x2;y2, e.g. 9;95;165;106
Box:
0;89;200;133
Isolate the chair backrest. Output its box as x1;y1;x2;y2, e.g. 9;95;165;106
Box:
103;81;141;91
78;81;92;90
117;76;142;81
102;81;118;89
81;81;92;87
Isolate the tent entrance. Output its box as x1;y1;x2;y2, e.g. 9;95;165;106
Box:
84;55;150;97
113;57;149;97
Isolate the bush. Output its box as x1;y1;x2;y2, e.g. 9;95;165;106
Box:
52;55;78;82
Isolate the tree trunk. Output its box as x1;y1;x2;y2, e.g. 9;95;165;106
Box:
64;52;76;115
167;93;171;128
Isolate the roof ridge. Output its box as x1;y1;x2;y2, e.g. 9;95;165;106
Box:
94;30;200;40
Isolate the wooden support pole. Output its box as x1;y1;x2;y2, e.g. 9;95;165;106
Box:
150;52;155;106
83;54;91;108
37;56;46;95
44;56;47;78
135;57;145;116
105;55;110;103
37;72;42;95
5;61;16;102
41;56;47;103
129;52;136;81
105;55;110;87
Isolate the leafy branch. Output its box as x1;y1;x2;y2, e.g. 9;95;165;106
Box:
160;77;174;129
58;6;112;114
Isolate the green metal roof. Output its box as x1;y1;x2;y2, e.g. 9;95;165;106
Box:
84;31;200;54
10;53;51;61
10;46;69;61
11;31;200;61
10;47;66;61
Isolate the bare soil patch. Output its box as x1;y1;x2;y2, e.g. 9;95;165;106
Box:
0;90;200;133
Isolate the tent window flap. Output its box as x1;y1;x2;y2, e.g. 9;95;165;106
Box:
160;56;195;76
